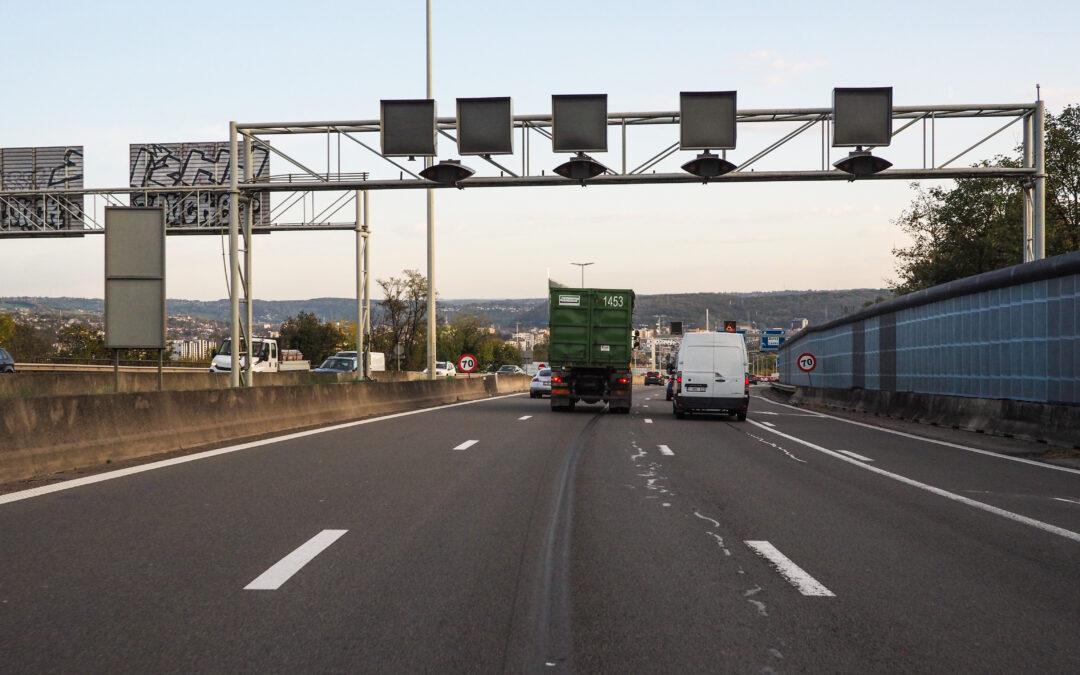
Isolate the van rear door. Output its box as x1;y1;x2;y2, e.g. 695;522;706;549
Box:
712;346;746;399
679;344;716;399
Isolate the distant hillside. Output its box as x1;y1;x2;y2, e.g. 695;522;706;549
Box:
3;289;890;331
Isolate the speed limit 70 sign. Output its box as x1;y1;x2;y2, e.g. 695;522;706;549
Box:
797;352;817;373
457;353;478;373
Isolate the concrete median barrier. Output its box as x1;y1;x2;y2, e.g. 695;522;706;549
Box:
0;375;530;485
0;369;435;400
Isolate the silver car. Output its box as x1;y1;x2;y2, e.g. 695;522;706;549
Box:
530;368;552;398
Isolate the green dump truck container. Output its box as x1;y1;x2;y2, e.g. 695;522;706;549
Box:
548;287;635;413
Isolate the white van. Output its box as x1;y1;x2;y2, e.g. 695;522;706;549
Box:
672;332;749;420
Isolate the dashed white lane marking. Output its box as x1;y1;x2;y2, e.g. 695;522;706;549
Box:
245;529;347;591
756;411;779;415
759;421;776;427
837;450;874;462
0;392;528;506
1053;497;1080;506
518;415;533;420
745;540;834;597
747;420;1080;544
644;418;653;424
753;395;1080;476
658;445;674;456
453;440;479;451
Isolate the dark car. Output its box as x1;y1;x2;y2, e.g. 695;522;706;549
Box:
644;371;663;385
0;347;14;373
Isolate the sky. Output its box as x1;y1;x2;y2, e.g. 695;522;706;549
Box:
1;0;1077;301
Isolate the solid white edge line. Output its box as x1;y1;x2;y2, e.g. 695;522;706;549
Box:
0;392;526;506
753;395;1080;476
453;439;479;451
746;420;1080;544
1053;497;1080;506
658;444;674;456
244;529;347;590
837;450;874;462
744;540;835;597
760;421;776;428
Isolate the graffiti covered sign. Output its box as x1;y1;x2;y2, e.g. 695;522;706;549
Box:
0;146;85;232
128;142;270;228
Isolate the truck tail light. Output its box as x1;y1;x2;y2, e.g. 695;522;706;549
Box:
552;375;562;384
617;377;629;385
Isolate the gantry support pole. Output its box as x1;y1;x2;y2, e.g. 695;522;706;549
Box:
228;122;241;388
1022;112;1034;263
243;134;255;387
1033;99;1047;261
425;0;437;380
355;190;366;378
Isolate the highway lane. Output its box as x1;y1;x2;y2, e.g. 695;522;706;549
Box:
1;386;1078;672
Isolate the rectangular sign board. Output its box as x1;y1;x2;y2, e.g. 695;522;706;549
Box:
0;146;85;232
128;142;270;229
105;207;166;349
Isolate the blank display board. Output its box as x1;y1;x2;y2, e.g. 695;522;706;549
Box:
680;91;737;150
552;94;608;153
381;99;437;157
832;87;893;147
457;97;514;155
105;207;165;349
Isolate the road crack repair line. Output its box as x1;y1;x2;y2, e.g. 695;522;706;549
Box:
744;430;807;463
628;440;674;505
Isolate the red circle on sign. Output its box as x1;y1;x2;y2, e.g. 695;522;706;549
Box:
796;352;817;373
457;353;479;373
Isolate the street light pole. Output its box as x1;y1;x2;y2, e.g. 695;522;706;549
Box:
424;0;437;380
571;261;594;288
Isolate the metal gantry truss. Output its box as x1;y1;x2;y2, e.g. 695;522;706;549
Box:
0;100;1047;388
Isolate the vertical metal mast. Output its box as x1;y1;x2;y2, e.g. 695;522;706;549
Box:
363;191;372;378
425;0;437;379
1022;111;1034;263
1033;98;1046;260
228;122;241;388
243;134;254;386
356;190;365;377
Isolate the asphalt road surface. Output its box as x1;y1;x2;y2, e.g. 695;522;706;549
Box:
2;386;1078;673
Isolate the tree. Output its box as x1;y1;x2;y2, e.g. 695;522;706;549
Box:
375;269;431;370
531;339;549;362
56;323;108;360
0;314;52;360
891;104;1079;294
279;312;347;365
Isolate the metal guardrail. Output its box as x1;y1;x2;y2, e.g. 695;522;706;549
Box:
770;382;796;394
15;362;205;374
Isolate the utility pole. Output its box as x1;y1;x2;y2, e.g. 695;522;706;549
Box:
571;261;594;288
425;0;437;379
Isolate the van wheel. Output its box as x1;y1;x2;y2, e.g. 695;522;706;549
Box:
674;404;685;420
736;410;747;421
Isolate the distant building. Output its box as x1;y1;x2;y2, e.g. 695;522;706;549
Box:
790;317;809;332
169;339;216;361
